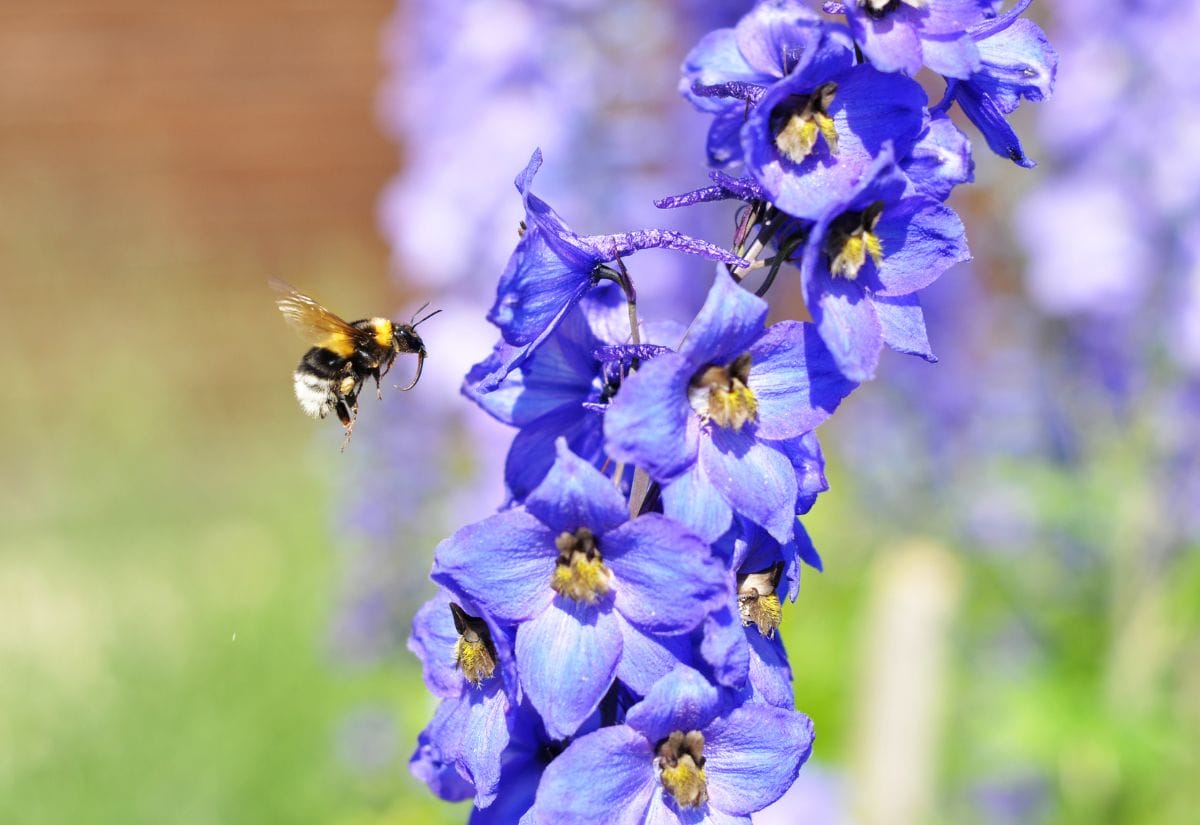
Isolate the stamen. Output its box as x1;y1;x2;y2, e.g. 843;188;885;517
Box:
657;730;708;808
737;564;784;638
551;527;613;604
771;82;839;164
449;602;498;686
826;201;885;279
688;353;758;431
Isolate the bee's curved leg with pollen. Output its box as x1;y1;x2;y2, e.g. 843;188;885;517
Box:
335;393;359;452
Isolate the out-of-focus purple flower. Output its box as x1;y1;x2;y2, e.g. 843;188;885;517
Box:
432;442;728;739
530;665;814;823
605;270;856;543
1016;174;1152;317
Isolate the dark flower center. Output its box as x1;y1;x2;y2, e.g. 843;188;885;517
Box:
770;82;839;164
737;563;784;638
551;527;612;604
597;362;623;405
860;0;922;20
449;602;498;686
688;353;758;431
825;200;885;279
657;729;708;809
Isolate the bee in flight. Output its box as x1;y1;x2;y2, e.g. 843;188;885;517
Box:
271;278;440;448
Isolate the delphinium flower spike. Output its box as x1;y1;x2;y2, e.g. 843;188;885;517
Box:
401;1;1057;821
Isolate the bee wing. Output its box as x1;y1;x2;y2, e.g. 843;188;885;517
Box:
270;278;367;357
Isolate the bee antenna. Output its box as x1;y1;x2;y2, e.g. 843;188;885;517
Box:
396;350;426;391
412;307;443;329
408;301;432;325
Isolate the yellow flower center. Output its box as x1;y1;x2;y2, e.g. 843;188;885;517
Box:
449;602;497;687
826;200;885;280
689;353;759;432
771;82;839;164
737;564;784;638
658;730;708;809
550;527;613;604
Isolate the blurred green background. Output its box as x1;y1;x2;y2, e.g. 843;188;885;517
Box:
2;3;1199;825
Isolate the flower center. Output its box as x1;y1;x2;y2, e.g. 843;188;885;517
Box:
825;200;885;279
737;564;784;638
449;602;498;686
657;730;708;809
770;82;839;164
860;0;924;20
551;527;613;604
688;353;758;431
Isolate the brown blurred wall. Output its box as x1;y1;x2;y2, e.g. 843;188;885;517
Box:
0;0;397;260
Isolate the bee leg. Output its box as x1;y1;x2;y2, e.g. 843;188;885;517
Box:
376;353;397;398
336;397;358;452
335;397;354;427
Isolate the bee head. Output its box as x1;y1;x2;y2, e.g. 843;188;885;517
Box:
393;303;442;391
393;324;427;357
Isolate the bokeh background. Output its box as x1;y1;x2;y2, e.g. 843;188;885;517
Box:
2;2;1198;824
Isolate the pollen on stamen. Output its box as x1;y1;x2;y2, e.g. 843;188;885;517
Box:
826;201;885;280
688;353;759;431
657;730;708;809
737;565;784;638
771;82;839;164
449;602;497;687
550;527;613;604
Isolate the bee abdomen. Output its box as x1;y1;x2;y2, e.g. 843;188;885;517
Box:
294;370;337;419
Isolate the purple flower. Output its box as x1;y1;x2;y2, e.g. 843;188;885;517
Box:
698;520;821;707
529;665;814;823
482;150;748;392
941;3;1057;167
466;284;677;502
798;144;970;381
900;111;974;202
605;270;856;543
827;0;989;79
407;590;517;806
743;61;929;220
432;441;728;739
466;699;567;825
1016;173;1151;317
682;0;855;168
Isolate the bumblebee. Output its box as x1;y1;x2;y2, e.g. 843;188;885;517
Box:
271;278;439;447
